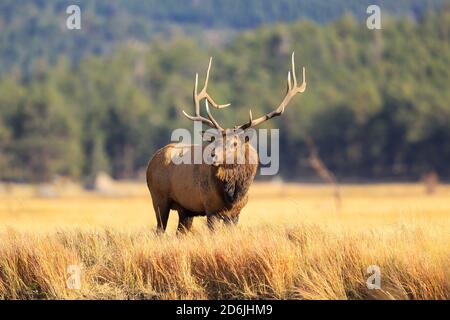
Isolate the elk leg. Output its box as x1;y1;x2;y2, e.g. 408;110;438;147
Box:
154;201;170;234
177;210;194;234
207;214;220;231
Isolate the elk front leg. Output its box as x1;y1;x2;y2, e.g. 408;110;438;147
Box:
153;200;170;234
177;210;194;234
207;214;220;231
223;215;239;226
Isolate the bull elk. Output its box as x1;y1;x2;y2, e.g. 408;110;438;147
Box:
146;53;306;233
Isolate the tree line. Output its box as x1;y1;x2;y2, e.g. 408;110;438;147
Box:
0;9;449;182
0;0;445;75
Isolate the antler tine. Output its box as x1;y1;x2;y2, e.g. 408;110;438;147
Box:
287;71;292;92
182;110;215;128
205;100;225;132
194;73;200;115
204;57;212;91
236;51;307;130
183;57;229;132
300;66;306;92
291;52;297;87
199;57;230;109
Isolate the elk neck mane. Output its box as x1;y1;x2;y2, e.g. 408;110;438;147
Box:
214;156;258;208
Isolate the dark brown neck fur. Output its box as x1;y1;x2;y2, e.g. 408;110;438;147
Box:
215;161;258;208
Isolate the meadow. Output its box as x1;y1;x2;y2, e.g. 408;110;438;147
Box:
0;181;449;299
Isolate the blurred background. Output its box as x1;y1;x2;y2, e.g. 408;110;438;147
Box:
0;0;449;184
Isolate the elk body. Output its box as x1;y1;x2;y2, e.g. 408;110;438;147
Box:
146;53;306;233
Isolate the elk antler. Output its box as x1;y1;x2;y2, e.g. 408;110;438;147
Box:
182;57;229;132
235;52;306;130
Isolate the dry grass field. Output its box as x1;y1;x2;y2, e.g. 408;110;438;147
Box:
0;181;449;299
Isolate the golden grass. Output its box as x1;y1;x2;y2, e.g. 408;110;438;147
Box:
0;182;449;299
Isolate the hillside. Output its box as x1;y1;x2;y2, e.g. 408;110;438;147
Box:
0;9;449;181
0;0;445;74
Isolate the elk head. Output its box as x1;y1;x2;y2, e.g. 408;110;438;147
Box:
182;52;307;166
